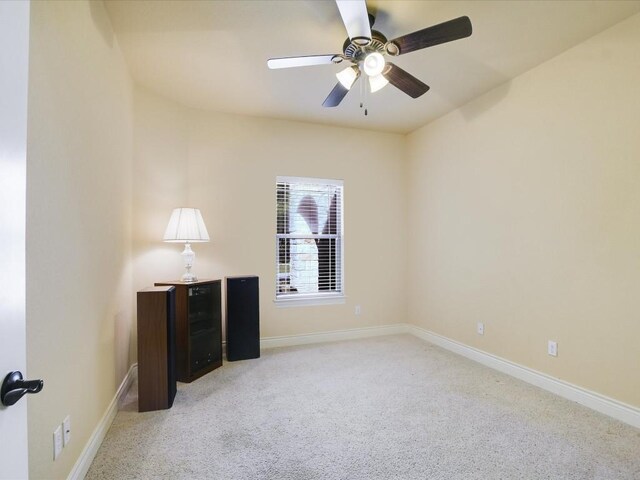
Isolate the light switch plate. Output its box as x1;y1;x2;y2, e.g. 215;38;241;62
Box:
63;415;71;446
53;425;63;460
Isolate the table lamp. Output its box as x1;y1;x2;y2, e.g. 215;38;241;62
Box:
163;208;210;282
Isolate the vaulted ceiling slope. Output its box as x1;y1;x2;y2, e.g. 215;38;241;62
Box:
105;0;640;134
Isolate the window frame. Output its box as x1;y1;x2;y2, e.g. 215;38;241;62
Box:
274;176;345;307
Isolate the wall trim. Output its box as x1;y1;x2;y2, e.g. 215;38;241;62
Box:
67;363;138;480
65;322;639;479
260;324;408;350
406;324;640;429
275;322;640;429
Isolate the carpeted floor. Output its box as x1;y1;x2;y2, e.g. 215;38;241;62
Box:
86;335;640;479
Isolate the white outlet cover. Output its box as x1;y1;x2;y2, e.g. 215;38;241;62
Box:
63;415;71;446
355;305;361;315
53;425;63;460
548;340;558;357
477;322;484;335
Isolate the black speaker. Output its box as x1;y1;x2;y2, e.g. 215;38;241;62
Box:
226;276;260;361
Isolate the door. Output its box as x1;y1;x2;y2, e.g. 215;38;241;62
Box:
0;1;31;478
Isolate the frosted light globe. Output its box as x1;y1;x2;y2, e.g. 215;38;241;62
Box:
363;52;385;77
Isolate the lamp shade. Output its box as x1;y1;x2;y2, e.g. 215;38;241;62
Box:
163;208;210;243
336;66;360;90
363;52;385;77
369;74;389;93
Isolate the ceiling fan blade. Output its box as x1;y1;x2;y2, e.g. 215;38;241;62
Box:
322;82;351;107
267;55;340;70
336;0;372;46
386;16;472;56
383;63;430;98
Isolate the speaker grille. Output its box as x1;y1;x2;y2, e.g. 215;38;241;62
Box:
226;276;260;361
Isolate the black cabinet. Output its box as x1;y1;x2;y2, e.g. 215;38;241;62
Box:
155;279;222;382
226;276;260;361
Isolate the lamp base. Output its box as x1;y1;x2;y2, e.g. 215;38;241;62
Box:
180;242;198;282
181;272;198;283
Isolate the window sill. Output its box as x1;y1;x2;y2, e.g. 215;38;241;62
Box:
273;294;346;308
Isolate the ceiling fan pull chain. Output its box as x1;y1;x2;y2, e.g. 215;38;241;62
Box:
364;76;369;116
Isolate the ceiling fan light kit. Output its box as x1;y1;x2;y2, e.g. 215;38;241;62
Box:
267;0;472;109
336;65;360;90
369;74;389;93
363;51;385;77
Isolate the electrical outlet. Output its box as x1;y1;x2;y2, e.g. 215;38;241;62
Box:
63;415;71;446
548;340;558;357
355;305;361;315
53;425;63;460
477;322;484;335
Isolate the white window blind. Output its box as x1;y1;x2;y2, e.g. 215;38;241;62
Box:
276;176;344;300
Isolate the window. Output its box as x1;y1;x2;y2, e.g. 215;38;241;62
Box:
276;176;344;303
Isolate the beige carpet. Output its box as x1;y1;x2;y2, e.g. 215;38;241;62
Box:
86;335;640;479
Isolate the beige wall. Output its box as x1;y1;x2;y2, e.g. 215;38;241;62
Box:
26;1;133;478
407;13;640;408
21;3;640;477
133;88;408;342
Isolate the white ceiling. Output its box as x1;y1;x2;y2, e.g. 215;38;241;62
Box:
105;0;640;134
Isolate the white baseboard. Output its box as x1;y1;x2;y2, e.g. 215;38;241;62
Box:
406;324;640;429
67;363;138;480
66;322;639;480
260;324;408;350
259;323;640;428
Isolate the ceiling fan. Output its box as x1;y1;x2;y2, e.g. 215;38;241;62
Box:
267;0;472;108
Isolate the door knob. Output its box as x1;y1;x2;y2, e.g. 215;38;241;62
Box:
1;371;43;407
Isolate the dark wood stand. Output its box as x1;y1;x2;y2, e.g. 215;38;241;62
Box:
137;286;177;412
155;279;222;383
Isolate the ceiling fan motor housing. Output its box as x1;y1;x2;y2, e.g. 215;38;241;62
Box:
343;30;388;63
